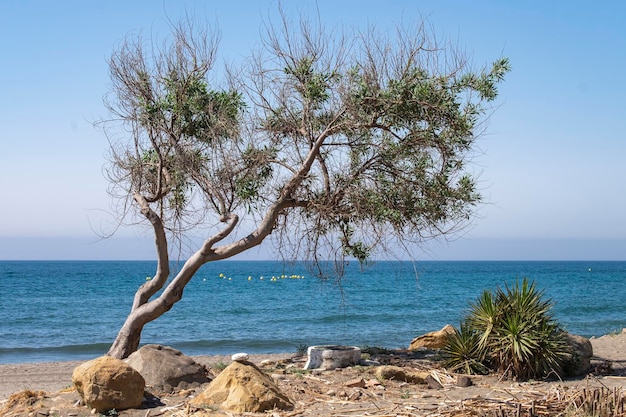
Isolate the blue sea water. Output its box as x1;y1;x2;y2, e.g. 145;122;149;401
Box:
0;260;624;364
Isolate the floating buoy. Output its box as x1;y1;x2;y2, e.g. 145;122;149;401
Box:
146;276;151;281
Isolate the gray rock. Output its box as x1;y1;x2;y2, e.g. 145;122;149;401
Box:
125;344;210;393
304;345;361;370
457;375;473;387
425;374;443;390
561;333;593;377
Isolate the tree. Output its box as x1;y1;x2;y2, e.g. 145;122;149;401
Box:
101;12;510;359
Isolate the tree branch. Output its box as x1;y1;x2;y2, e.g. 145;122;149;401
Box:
131;193;170;311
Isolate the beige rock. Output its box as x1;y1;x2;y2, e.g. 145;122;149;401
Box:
345;377;366;388
72;356;145;413
366;378;382;387
408;324;456;350
374;365;429;384
190;361;293;413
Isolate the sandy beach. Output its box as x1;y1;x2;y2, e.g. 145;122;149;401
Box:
1;333;626;416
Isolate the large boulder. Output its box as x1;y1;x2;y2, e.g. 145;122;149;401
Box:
561;333;593;377
408;324;456;350
72;356;145;413
190;360;293;413
125;344;210;393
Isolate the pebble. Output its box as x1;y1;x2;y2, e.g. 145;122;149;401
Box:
457;375;473;387
345;377;366;388
366;379;382;387
231;352;249;362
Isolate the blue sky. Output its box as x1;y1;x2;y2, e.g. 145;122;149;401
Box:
1;1;625;260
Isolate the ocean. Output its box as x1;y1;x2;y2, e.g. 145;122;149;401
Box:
0;260;624;364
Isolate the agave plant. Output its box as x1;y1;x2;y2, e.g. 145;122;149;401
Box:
442;322;490;375
466;289;499;349
443;277;570;380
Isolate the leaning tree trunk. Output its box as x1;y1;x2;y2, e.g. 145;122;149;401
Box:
107;142;320;359
106;204;284;359
107;255;203;359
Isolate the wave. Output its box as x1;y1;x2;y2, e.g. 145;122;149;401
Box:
0;343;111;364
162;338;305;355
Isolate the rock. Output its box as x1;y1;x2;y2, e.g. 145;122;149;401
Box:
366;379;382;388
374;365;429;384
425;374;443;390
125;344;210;393
360;359;381;366
457;375;473;387
231;352;249;362
72;356;145;413
190;360;293;413
345;377;366;388
348;391;362;401
408;325;456;351
304;345;361;369
562;333;593;377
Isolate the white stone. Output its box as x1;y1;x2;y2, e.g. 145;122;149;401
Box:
231;352;249;362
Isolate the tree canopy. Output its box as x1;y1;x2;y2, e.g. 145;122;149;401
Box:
101;13;510;358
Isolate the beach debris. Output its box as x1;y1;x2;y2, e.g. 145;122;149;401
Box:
448;386;626;417
0;390;47;415
190;360;293;413
231;352;249;362
304;345;361;370
125;344;211;394
408;324;456;351
72;356;145;413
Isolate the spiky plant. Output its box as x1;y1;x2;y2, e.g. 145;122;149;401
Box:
489;279;569;379
442;322;490;375
444;278;570;380
466;289;500;349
